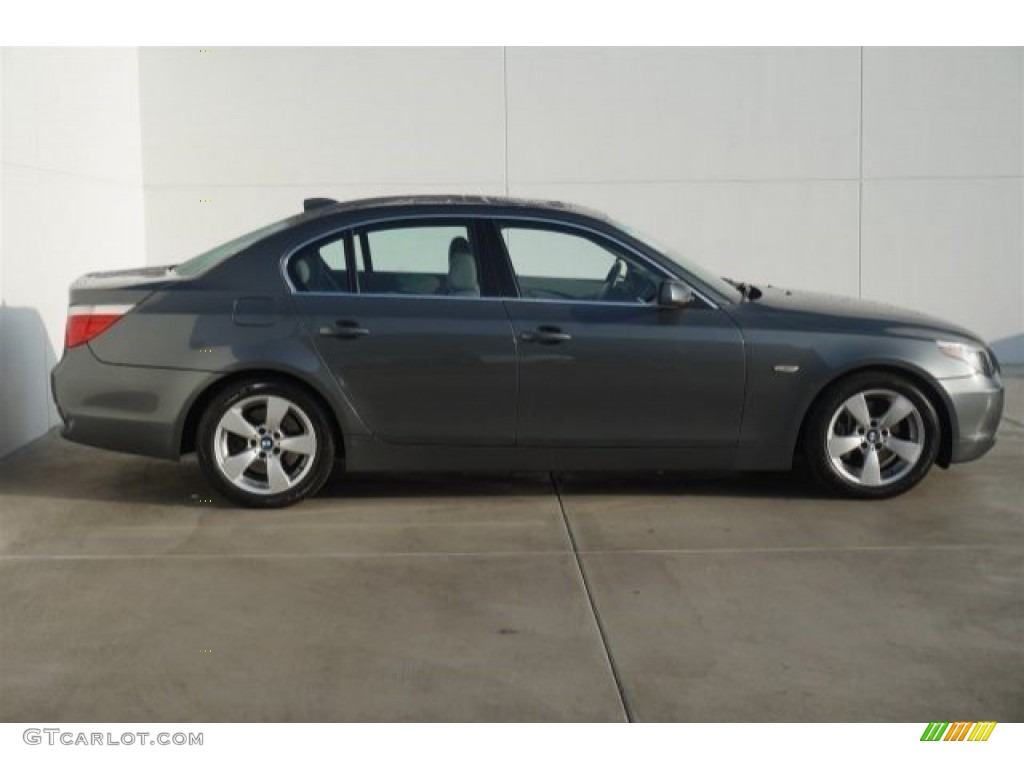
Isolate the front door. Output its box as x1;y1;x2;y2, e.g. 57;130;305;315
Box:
496;221;746;449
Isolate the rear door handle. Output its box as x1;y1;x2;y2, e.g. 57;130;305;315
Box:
520;326;572;345
319;320;370;339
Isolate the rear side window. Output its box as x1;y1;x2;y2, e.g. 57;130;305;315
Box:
353;222;482;298
289;234;350;293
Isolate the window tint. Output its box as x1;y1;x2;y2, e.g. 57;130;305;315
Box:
355;223;481;298
501;225;662;304
318;239;346;271
289;234;350;293
616;221;740;303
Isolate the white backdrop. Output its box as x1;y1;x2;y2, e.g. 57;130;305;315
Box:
1;48;145;457
2;46;1022;458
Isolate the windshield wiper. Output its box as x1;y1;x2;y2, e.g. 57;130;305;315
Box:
723;278;762;301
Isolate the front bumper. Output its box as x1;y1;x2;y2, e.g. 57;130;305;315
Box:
51;345;216;460
939;373;1004;464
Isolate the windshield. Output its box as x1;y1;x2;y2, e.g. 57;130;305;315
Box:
615;222;743;302
173;218;294;277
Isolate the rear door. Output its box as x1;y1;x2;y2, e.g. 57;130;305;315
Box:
288;218;517;446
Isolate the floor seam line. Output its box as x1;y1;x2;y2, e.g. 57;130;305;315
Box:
573;544;1020;556
550;473;635;723
0;550;575;561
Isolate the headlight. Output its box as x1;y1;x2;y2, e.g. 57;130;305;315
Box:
936;340;995;376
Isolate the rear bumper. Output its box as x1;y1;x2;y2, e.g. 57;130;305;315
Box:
939;373;1004;464
51;345;215;460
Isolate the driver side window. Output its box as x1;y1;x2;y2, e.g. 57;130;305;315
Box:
500;225;661;304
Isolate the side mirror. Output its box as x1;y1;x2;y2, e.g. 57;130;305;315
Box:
658;280;696;309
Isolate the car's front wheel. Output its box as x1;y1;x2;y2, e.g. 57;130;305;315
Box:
197;378;336;508
804;372;941;499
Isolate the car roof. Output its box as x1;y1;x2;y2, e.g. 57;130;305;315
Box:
298;194;611;223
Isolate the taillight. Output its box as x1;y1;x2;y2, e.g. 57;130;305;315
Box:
64;304;134;349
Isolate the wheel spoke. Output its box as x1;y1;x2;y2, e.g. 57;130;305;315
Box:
220;407;258;440
879;395;916;429
212;392;320;496
264;396;290;432
221;450;257;480
266;455;292;493
827;387;928;489
843;393;872;428
887;437;921;464
278;433;315;456
828;435;862;458
860;449;882;486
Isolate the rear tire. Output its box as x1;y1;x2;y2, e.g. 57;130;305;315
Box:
197;378;336;508
803;371;940;499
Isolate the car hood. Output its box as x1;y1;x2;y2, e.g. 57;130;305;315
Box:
740;285;983;344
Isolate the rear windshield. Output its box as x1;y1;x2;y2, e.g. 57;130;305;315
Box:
173;218;294;277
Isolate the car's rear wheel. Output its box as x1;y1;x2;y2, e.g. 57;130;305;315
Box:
804;371;940;499
197;379;335;508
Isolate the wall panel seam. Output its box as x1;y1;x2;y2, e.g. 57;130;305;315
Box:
858;46;864;298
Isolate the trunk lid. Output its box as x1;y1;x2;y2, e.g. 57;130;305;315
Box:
68;264;179;307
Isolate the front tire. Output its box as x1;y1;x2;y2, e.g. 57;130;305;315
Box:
197;379;336;508
803;371;940;499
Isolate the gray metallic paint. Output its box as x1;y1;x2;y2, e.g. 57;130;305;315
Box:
51;196;1004;476
503;299;745;447
295;293;519;445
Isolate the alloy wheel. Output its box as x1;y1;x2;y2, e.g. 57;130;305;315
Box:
825;388;925;488
213;394;318;495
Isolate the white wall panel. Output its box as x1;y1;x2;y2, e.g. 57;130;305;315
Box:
863;47;1023;179
506;47;861;183
33;48;143;184
0;48;145;458
509;180;860;296
139;47;506;187
1;47;36;168
861;179;1023;363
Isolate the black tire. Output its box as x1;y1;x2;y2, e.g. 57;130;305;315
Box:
197;378;336;508
803;371;941;499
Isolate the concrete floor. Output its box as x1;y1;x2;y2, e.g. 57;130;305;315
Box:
1;373;1021;722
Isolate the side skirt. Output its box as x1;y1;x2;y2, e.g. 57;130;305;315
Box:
344;435;737;473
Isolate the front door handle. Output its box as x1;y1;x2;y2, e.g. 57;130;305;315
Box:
520;326;572;345
319;320;370;339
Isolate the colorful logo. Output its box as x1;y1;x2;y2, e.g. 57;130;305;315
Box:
921;722;997;741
